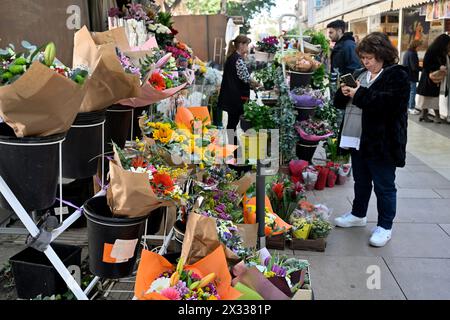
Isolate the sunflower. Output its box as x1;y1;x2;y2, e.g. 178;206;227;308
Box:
153;125;174;144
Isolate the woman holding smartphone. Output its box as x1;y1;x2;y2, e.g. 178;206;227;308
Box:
333;32;410;247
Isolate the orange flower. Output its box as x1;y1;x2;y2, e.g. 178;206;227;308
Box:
152;173;175;193
131;156;147;169
299;200;314;212
150;72;166;91
272;183;284;200
177;42;187;51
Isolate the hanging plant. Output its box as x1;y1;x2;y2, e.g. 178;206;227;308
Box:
274;66;297;163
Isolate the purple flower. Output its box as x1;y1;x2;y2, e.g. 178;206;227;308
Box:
175;281;189;296
271;265;287;278
264;256;271;266
108;7;123;18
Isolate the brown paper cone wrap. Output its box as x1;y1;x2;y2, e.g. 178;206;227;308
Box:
0;61;86;137
73;26;141;113
181;212;257;265
106;147;174;218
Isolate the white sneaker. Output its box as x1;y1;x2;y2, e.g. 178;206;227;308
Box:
369;226;392;247
334;212;367;228
409;109;420;115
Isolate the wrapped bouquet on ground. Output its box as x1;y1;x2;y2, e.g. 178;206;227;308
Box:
232;248;312;300
135;246;241;300
289;201;333;252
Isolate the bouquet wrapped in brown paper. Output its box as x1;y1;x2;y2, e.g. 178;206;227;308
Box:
0;42;88;137
283;52;321;73
107;144;190;218
73;26;141;113
180;212;257;265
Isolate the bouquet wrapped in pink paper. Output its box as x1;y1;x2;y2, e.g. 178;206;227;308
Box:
119;53;195;107
295;119;334;142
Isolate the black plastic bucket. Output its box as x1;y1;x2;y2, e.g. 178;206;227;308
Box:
83;196;147;279
62;110;106;179
289;71;313;90
0;123;66;212
9;243;82;299
295;106;316;122
105;104;133;151
296;140;318;163
145;207;165;235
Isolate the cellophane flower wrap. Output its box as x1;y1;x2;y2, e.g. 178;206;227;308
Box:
135;246;242;300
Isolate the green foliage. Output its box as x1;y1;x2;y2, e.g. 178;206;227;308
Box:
274;66;297;163
312;64;328;90
314;100;338;134
186;0;220;14
310;219;333;239
243;101;276;131
227;0;276;34
304;29;330;54
254;64;277;90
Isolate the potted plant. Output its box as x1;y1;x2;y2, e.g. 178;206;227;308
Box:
282;52;322;89
255;36;279;62
290;86;324;122
289;201;332;252
254;64;278;91
294;118;334;163
241;101;276;161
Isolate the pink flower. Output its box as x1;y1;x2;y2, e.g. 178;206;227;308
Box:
160;287;181;300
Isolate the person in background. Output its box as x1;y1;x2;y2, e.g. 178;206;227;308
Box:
333;32;410;247
403;40;422;115
417;34;450;123
217;35;260;140
327;19;362;76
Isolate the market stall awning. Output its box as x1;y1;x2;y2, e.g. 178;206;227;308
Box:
343;9;364;22
362;0;393;17
392;0;433;10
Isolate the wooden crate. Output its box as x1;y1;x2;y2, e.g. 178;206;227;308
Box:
266;234;286;250
290;237;327;252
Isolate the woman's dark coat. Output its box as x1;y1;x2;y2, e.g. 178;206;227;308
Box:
334;64;410;167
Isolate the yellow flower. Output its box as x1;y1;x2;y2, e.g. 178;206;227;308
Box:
207;295;217;300
199;162;205;170
153;126;174;144
200;66;207;74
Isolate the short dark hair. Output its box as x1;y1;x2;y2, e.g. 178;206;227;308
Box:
327;20;346;32
356;32;399;66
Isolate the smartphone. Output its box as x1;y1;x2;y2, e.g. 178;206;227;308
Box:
340;73;358;88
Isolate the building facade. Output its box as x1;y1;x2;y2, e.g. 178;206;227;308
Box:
308;0;450;58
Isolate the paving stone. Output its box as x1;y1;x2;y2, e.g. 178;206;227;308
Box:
320;223;450;258
306;256;405;300
395;171;450;189
384;257;450;300
434;189;450;198
439;224;450;237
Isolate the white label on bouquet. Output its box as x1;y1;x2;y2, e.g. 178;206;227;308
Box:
110;239;139;263
55;206;70;216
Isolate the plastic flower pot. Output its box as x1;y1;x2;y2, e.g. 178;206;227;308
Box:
327;170;337;188
145;206;165;235
336;174;348;185
0;123;66;212
62;110;106;179
296;140;318;163
254;50;275;63
83;195;147;279
239;115;252;132
295;106;316;122
105;104;133;151
9;243;81;299
315;167;329;191
288;71;313;90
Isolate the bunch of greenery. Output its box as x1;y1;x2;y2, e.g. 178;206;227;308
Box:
243;101;276;131
254;64;277;90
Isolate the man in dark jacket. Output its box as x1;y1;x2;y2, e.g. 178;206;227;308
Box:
327;20;362;76
402;40;422;115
